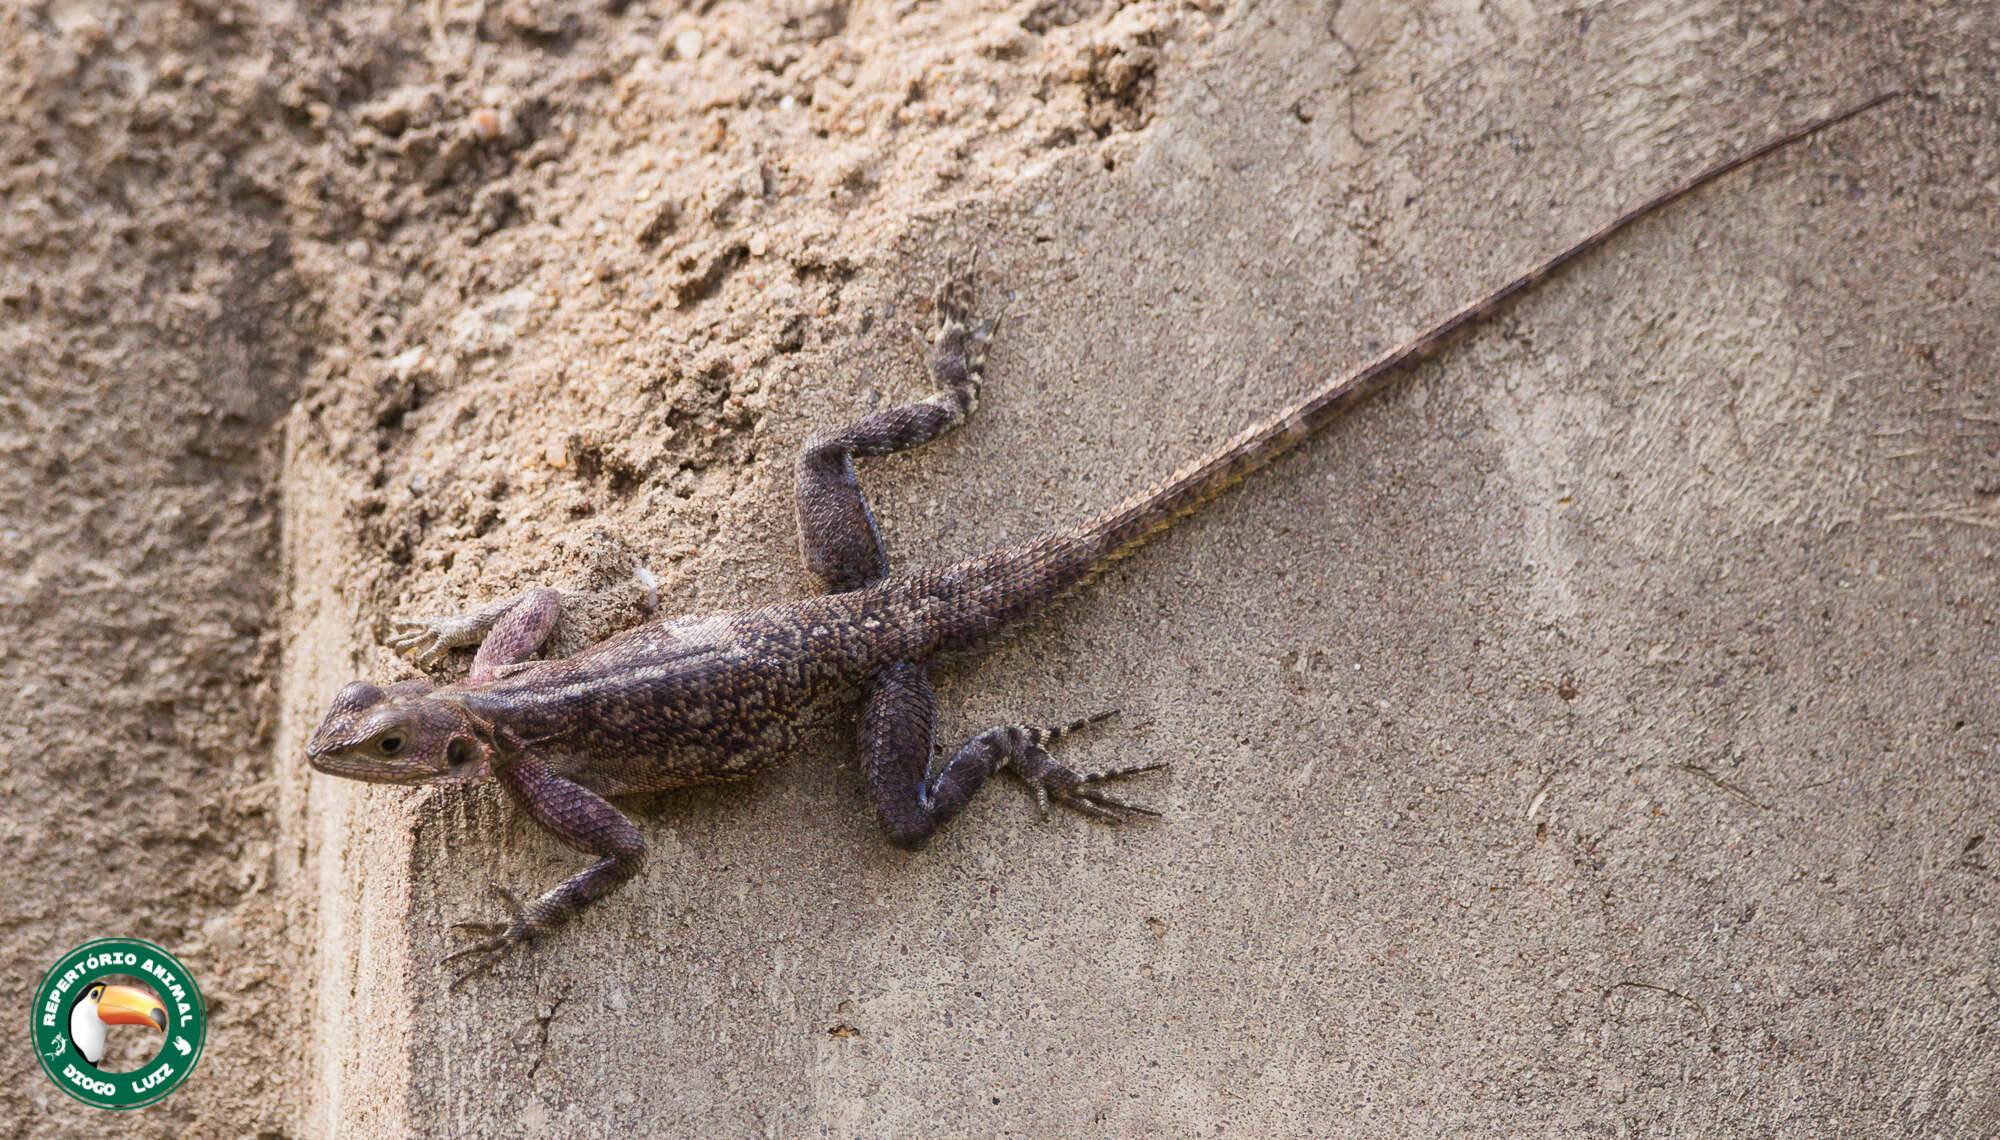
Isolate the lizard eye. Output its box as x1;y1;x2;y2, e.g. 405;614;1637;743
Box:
377;734;406;756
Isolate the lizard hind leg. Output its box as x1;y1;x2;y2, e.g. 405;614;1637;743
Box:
860;661;1166;850
795;273;994;594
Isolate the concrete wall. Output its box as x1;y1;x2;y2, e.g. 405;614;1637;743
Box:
8;0;1992;1136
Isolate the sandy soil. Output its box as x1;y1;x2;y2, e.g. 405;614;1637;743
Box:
4;0;1996;1136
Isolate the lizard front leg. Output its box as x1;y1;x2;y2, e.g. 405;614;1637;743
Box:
443;755;645;988
796;274;991;594
387;586;560;683
861;661;1165;849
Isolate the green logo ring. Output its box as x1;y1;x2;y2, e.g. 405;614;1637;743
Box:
31;938;206;1109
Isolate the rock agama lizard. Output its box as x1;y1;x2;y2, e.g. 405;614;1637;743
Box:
306;95;1897;984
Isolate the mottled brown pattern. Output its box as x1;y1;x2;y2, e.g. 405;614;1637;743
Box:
305;96;1896;983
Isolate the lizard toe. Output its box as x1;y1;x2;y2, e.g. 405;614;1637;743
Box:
440;882;537;988
442;940;514;991
1067;783;1162;820
1008;740;1166;826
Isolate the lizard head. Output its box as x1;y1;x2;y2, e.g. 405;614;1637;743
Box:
306;679;491;785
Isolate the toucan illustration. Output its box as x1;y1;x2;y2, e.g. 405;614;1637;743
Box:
68;982;167;1068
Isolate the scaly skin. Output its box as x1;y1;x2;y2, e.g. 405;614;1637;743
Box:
305;96;1899;986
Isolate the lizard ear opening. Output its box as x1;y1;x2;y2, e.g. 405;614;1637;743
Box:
446;738;481;771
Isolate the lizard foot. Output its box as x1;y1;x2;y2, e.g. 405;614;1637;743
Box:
386;611;492;668
975;710;1170;824
932;267;997;356
1013;749;1170;823
441;881;537;990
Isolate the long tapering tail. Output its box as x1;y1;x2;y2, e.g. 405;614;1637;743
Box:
904;93;1901;655
1075;91;1901;570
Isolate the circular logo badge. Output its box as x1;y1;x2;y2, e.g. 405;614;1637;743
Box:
31;938;205;1109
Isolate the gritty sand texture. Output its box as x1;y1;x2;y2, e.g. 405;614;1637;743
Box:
3;0;1997;1136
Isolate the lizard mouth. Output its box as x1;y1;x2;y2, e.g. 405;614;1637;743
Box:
304;747;433;784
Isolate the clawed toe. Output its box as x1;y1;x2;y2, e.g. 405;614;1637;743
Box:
1087;758;1171;780
385;618;451;664
1007;721;1170;825
442;940;512;991
1073;781;1165;819
1057;771;1168;823
441;883;532;990
383;611;494;668
440;934;507;967
1032;779;1162;824
1058;791;1129;823
933;255;983;329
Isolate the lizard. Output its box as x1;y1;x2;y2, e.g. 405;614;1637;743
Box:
305;93;1899;985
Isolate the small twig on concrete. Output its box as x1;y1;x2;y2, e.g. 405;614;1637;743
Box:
1600;980;1709;1030
1674;762;1772;811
